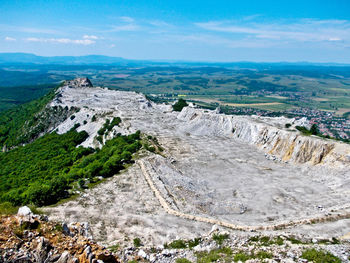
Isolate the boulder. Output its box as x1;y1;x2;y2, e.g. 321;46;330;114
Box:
17;206;32;216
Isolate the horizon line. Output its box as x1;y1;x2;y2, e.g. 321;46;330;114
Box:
1;52;350;65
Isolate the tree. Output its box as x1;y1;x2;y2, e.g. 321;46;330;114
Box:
172;98;188;112
310;124;319;135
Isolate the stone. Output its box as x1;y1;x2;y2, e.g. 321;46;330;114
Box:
62;223;71;236
138;249;147;259
56;251;71;263
17;206;32;216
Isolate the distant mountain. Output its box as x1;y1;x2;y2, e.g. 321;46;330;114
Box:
1;53;350;67
0;53;130;65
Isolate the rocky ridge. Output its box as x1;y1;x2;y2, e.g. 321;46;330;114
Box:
0;207;118;263
1;207;350;263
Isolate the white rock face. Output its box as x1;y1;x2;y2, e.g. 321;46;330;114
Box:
17;206;32;216
177;106;350;167
45;79;350;247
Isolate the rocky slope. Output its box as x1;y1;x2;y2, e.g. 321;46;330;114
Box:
0;207;119;263
178;106;350;167
47;78;350;168
3;78;350;262
2;207;349;263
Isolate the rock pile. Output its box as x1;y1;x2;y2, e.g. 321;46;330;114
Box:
0;207;118;263
65;78;93;88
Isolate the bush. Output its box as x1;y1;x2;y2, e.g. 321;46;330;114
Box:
172;98;188;112
212;233;229;245
133;238;142;247
167;239;187;249
301;249;341;263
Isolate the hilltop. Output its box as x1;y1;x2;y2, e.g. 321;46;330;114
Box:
1;78;350;262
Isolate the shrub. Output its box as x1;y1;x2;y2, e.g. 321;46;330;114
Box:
172;98;188;112
212;233;229;245
301;249;341;263
168;239;187;249
133;238;142;247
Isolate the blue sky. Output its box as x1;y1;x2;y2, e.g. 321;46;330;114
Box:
1;0;350;62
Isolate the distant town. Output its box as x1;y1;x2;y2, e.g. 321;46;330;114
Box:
220;106;350;141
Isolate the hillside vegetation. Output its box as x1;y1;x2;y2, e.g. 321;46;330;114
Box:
0;83;56;111
0;86;58;149
0;86;142;208
0;129;141;206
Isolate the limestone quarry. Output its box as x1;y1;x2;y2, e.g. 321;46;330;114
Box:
41;78;350;252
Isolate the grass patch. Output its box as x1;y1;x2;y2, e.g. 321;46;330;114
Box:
108;243;120;253
133;237;142;247
176;258;192;263
248;235;284;246
196;247;233;263
165;238;202;250
233;251;272;262
212;233;229;245
0;202;18;215
286;236;307;245
301;248;341;263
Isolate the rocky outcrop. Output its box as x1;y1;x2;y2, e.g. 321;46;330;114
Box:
64;78;93;88
178;106;350;167
0;208;118;263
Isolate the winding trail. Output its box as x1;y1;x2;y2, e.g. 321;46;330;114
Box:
138;160;350;232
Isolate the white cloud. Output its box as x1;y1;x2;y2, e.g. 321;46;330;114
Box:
5;36;16;41
83;35;98;39
195;19;350;44
25;37;95;45
0;24;59;34
328;37;342;41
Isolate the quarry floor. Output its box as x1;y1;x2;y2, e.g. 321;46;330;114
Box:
44;87;350;246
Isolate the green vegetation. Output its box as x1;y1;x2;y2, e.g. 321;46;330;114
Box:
286;236;307;244
248;235;284;246
173;98;188;112
212;233;229;245
194;245;273;263
233;251;273;262
196;247;233;263
142;135;164;154
0;87;57;148
166;239;188;249
301;248;341;263
0;83;56;112
97;117;121;136
0;201;18;215
133;237;142;247
165;238;201;249
176;258;192;263
107;243;120;253
0;128;141;207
